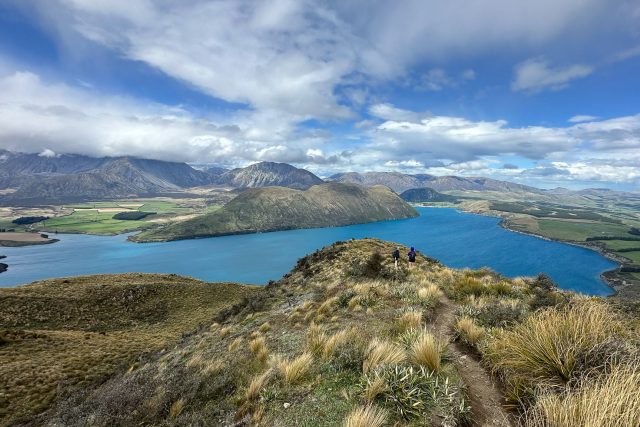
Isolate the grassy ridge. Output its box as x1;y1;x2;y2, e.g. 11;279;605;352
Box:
12;239;638;426
0;274;256;425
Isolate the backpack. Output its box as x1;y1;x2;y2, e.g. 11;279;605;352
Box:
392;249;400;259
408;251;416;262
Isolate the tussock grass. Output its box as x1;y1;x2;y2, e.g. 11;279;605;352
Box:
219;326;233;338
279;353;314;384
246;369;272;401
258;322;271;333
169;398;186;418
363;375;387;403
397;310;423;331
409;329;446;373
323;328;354;359
228;337;243;352
305;322;327;356
344;405;387;427
525;363;640;427
454;316;485;347
485;299;622;388
201;359;224;376
318;296;338;315
418;283;443;300
363;338;406;374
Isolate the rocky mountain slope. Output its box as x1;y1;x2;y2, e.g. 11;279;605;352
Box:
215;161;324;190
328;171;544;194
4;239;638;426
134;183;417;242
0;151;215;204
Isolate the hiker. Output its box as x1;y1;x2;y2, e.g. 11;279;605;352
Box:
392;246;400;269
407;246;417;269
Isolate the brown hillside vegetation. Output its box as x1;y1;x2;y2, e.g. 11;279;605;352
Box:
2;239;639;426
0;274;257;425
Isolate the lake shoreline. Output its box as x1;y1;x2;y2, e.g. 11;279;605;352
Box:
440;204;632;299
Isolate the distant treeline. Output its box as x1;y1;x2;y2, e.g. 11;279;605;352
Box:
630;227;640;236
586;236;640;242
12;216;49;225
617;247;640;253
112;211;155;221
621;266;640;272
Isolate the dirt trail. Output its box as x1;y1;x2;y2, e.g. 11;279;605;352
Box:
431;298;514;427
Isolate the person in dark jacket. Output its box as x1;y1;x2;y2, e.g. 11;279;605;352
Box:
407;246;417;269
392;247;400;269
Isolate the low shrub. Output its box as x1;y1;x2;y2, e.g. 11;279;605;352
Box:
366;365;468;422
112;211;155;221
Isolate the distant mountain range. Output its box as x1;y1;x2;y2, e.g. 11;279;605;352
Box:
399;187;458;203
1;149;634;205
328;171;544;194
133;183;417;242
0;150;323;204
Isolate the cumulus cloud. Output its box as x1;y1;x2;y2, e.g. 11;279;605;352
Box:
0;70;347;166
512;58;593;92
569;115;599;123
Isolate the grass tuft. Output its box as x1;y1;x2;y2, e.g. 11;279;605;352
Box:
279;353;314;384
397;310;423;331
363;338;406;374
343;405;387;427
409;329;446;373
454;316;485;348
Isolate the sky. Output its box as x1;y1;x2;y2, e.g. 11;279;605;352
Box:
0;0;639;190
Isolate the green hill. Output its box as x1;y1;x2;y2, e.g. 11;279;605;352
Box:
400;187;458;203
133;183;418;242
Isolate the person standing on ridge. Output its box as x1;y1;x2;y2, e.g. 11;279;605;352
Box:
392;246;400;269
407;246;417;269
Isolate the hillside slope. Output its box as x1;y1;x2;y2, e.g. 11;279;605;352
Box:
13;239;638;426
0;274;256;425
215;161;324;190
133;183;418;242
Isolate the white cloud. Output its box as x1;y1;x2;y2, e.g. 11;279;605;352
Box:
568;115;599;123
512;58;593;92
0;70;345;166
38;149;59;158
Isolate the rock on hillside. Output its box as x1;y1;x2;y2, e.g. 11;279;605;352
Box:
215;161;324;190
134;182;418;241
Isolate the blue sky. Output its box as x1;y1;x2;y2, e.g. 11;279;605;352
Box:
0;0;639;190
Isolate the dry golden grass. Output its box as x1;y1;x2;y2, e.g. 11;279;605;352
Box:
318;296;338;315
169;398;186;418
219;325;233;338
259;322;271;333
279;353;314;384
397;310;423;331
228;337;243;352
525;363;640;427
201;359;224;376
485;299;622;387
323;328;354;359
454;316;485;347
245;369;272;401
410;329;446;373
418;283;443;301
344;405;388;427
363;375;387;403
363;338;406;374
250;336;266;352
305;322;327;356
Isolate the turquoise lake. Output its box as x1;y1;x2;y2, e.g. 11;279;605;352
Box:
0;208;617;295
